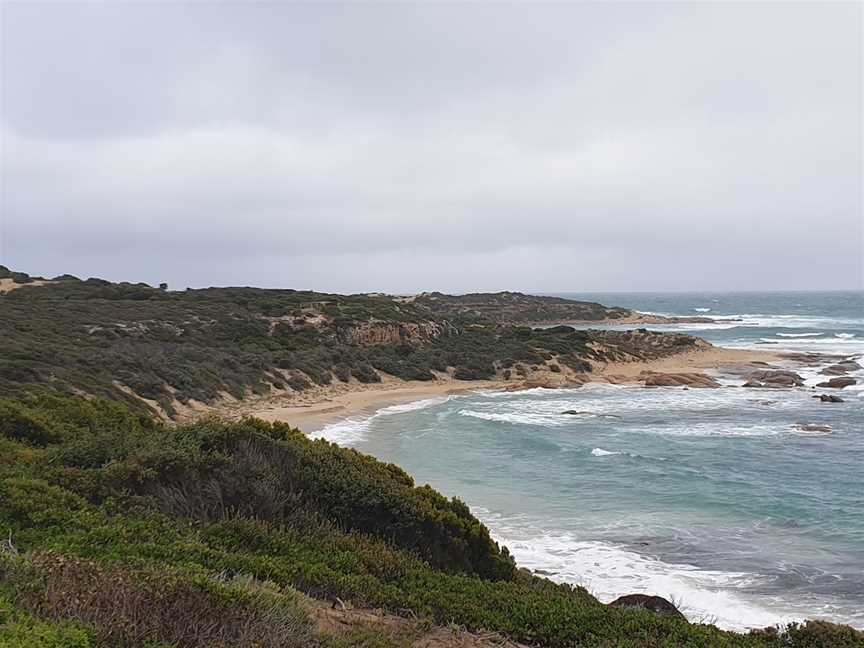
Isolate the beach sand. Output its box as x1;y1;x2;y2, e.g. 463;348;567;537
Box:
0;278;48;293
186;345;779;433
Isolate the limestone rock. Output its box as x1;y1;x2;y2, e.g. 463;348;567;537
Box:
640;371;720;388
742;370;804;388
815;376;856;389
608;594;687;620
812;394;845;403
820;360;862;376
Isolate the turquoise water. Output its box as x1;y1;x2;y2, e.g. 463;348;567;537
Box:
316;292;864;630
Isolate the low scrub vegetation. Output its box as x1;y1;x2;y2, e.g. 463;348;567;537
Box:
1;395;860;647
0;274;696;418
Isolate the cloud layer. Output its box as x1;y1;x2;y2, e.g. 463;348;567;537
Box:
2;3;861;292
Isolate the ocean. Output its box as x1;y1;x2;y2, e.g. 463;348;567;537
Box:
314;291;864;631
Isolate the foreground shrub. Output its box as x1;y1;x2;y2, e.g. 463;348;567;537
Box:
0;593;94;648
137;417;516;581
1;395;861;648
778;620;864;648
3;552;313;648
0;401;62;447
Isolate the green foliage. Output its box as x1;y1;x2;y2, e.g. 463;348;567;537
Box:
318;625;416;648
0;395;860;647
0;402;62;447
413;291;633;324
1;397;514;581
1;552;312;648
0;594;94;648
0;274;699;417
777;621;864;648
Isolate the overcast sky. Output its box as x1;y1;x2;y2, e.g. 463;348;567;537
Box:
1;2;861;293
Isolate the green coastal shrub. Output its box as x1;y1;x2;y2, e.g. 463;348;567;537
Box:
0;275;697;415
0;402;62;447
351;363;381;383
1;397;514;581
1;394;858;648
1;552;312;648
0;593;94;648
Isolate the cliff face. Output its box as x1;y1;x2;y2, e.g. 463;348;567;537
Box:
341;319;451;346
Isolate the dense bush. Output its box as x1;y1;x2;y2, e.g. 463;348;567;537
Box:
0;397;514;581
0;402;62;447
2;552;312;647
1;395;861;648
0;274;700;417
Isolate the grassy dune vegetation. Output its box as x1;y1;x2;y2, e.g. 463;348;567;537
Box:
1;395;861;647
1;270;696;418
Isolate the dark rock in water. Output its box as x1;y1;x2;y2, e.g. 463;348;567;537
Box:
608;594;687;620
792;423;832;433
533;569;556;576
813;394;845;403
816;376;857;389
820;360;862;375
742;370;804;388
640;371;720;388
781;352;847;366
560;410;621;419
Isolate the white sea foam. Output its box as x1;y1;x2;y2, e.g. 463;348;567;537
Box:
693;307;712;312
457;386;827;436
311;417;372;446
377;396;454;416
734;314;864;329
591;447;621;456
313;395;453;446
777;332;823;338
619;312;863;334
726;336;864;357
640;422;788;438
477;513;796;631
472;386;574;399
459;409;569;427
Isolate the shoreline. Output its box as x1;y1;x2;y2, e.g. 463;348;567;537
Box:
190;345;781;433
523;312;741;328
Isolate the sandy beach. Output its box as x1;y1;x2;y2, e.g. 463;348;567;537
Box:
187;345;780;433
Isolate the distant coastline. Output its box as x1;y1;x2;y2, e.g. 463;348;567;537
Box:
186;343;779;433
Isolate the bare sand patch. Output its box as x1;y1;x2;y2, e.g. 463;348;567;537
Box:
0;278;48;293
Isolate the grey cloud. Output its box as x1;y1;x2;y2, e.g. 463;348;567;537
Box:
1;2;861;292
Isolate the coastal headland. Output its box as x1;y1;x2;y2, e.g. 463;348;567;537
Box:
2;267;861;646
1;267;785;429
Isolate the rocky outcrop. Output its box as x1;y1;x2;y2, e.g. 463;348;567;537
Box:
608;594;687;621
813;394;845;403
742;370;804;388
792;423;832;434
820;360;862;375
342;320;449;346
561;410;622;419
640;371;720;388
779;352;844;364
815;376;857;389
